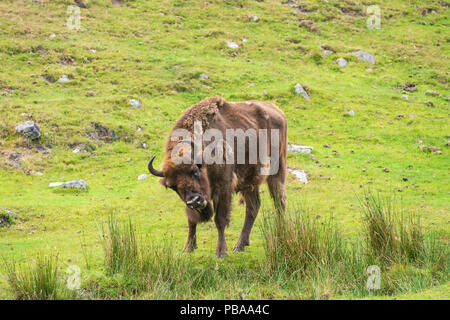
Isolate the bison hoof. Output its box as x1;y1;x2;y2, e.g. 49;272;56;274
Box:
232;246;245;252
215;252;228;259
183;244;197;253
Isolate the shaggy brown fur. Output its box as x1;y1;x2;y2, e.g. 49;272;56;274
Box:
149;97;287;258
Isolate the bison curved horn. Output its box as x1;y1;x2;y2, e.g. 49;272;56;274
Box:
148;156;164;177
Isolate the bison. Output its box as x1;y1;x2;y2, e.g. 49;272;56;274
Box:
148;97;287;258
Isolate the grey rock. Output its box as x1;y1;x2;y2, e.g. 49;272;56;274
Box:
57;75;70;83
16;121;41;140
426;89;439;96
138;174;148;181
252;16;260;22
227;41;239;49
294;83;310;99
336;57;348;67
49;180;88;190
288;168;308;184
199;73;209;80
129;99;141;108
288;144;314;154
49;182;64;188
348;109;355;117
353;50;375;64
323;49;334;55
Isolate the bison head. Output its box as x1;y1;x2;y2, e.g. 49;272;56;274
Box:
148;143;213;223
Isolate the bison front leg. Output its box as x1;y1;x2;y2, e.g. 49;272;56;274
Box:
183;220;197;253
233;188;261;252
214;192;232;258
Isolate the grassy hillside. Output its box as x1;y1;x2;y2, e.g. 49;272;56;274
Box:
0;0;448;299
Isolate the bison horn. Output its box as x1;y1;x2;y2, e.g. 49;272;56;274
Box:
148;156;164;177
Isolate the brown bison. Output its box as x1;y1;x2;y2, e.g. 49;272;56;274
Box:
148;97;287;258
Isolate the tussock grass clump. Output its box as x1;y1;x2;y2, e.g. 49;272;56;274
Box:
259;193;449;298
95;214;218;299
359;191;448;269
260;204;346;275
3;253;60;300
101;213;138;275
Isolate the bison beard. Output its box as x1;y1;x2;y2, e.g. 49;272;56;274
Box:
148;96;287;258
187;202;213;223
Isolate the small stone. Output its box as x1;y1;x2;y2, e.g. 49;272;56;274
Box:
35;171;43;176
419;145;440;153
288;144;314;154
323;144;331;148
288;168;308;184
426;89;439;96
348;109;355;117
336;58;348;67
49;34;56;39
199;73;209;80
404;82;418;92
366;68;374;72
323;50;334;55
299;20;320;33
362;168;367;172
44;132;49;137
49;180;88;190
73;148;80;154
138;174;148;181
86;91;96;97
227;41;239;49
129;99;141;109
136;125;142;132
383;168;390;173
401;95;409;100
57;75;70;83
89;49;97;53
402;177;408;181
16;121;41;140
294;83;310;99
353;50;375;64
142;142;148;149
252;16;259;22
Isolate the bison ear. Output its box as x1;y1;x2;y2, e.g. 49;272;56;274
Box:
214;96;226;108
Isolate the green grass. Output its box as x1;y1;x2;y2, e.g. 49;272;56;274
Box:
2;253;61;300
0;0;449;299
